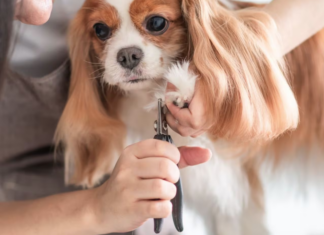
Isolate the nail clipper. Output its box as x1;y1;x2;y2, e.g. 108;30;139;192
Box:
153;98;184;233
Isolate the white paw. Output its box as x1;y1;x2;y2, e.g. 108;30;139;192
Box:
165;91;190;108
164;61;197;108
144;61;197;111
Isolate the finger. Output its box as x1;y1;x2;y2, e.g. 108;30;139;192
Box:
187;88;210;129
166;102;192;126
190;129;208;138
139;200;173;219
125;139;180;164
191;132;204;138
166;101;206;131
136;158;180;183
167;82;208;130
178;146;212;169
135;179;177;200
166;113;196;137
188;88;205;116
15;0;53;25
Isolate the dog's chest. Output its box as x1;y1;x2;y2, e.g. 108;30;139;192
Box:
118;92;157;145
260;149;324;235
117;92;193;147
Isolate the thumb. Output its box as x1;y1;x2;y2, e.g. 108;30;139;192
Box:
178;146;212;169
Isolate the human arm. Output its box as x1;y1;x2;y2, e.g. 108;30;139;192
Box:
0;140;211;235
262;0;324;55
0;190;96;235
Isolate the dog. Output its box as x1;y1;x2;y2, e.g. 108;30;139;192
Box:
55;0;324;234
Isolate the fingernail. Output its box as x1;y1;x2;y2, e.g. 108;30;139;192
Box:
207;148;212;158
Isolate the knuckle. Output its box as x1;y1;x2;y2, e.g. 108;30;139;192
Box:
173;148;181;163
117;159;132;175
148;201;172;218
154;140;167;156
190;119;201;130
114;171;126;185
123;145;133;156
166;162;175;180
152;179;164;195
159;159;170;175
173;168;180;183
162;201;173;218
148;203;160;217
169;184;177;198
162;160;179;183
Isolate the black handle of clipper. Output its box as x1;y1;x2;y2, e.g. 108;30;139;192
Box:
153;134;183;233
172;179;183;232
153;134;169;233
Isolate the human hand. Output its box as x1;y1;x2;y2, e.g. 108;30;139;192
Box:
88;139;211;234
166;82;213;138
15;0;53;25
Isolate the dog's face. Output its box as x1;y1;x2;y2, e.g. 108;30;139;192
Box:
83;0;186;91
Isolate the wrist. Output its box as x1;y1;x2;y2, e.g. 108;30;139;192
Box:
77;188;107;235
83;187;115;235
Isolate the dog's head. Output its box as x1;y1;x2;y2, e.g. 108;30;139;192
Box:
76;0;186;91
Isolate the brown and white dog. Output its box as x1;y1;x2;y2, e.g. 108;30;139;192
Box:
55;0;324;234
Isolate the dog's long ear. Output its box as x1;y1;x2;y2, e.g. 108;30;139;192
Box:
271;29;324;155
55;9;125;187
181;0;299;143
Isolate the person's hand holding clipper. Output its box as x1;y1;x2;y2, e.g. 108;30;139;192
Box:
87;130;211;234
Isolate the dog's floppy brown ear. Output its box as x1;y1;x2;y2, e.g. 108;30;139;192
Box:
55;8;125;187
181;0;299;143
270;29;324;156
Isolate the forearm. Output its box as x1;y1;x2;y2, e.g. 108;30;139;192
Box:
0;190;99;235
262;0;324;56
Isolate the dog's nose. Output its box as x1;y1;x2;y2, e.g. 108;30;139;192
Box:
117;47;143;70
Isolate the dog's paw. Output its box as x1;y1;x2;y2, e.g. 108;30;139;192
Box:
145;61;197;111
164;61;197;108
166;91;190;108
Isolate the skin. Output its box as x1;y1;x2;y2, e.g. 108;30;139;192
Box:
15;0;54;25
0;140;211;234
263;0;324;55
166;82;212;138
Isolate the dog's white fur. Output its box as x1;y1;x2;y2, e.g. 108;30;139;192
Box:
164;62;197;107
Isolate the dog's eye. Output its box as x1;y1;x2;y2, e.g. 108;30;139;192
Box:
145;16;169;35
93;23;111;41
